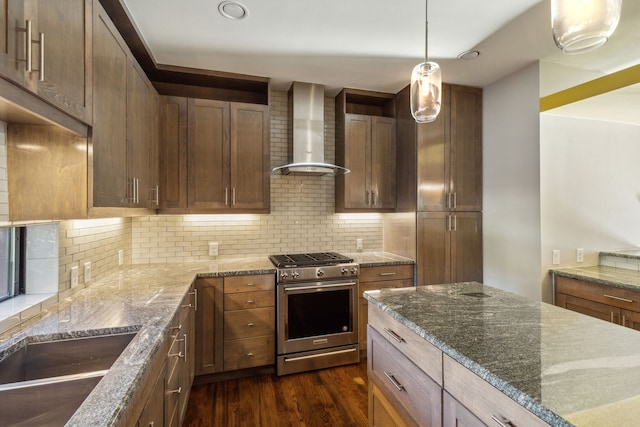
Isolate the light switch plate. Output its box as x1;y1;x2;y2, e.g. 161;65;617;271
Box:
356;238;363;251
209;242;219;256
576;248;584;263
71;266;79;288
552;250;560;265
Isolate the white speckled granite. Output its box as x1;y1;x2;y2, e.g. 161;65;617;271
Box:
550;265;640;292
364;282;640;427
0;258;275;427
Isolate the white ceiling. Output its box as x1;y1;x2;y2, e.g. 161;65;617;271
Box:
122;0;640;96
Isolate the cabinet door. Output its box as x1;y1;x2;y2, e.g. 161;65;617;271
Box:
417;212;451;286
137;367;165;427
450;85;482;211
29;0;91;123
148;89;160;208
622;310;640;330
343;114;371;209
443;391;485;427
556;293;621;324
371;116;396;210
370;381;411;427
0;2;27;85
187;99;229;209
91;3;128;207
230;103;270;211
450;212;483;283
160;96;188;209
417;84;450;212
194;278;224;375
128;60;152;208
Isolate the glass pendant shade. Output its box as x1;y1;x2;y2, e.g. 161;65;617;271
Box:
551;0;622;54
410;61;442;123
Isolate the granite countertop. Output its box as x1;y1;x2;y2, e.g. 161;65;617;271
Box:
550;265;640;292
0;257;275;427
0;251;410;426
364;282;640;427
346;251;415;267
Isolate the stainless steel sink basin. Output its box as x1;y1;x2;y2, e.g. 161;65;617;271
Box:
0;332;136;426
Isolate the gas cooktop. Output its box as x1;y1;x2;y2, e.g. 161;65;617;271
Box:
268;252;353;268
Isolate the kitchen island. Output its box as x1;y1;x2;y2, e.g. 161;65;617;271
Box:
365;282;640;426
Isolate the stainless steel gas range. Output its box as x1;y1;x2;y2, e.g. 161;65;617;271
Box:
269;252;360;376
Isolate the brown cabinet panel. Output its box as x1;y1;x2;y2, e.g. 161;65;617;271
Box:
224;307;275;341
230;103;270;210
450;212;483;283
443;391;485;427
224;274;275;293
224;290;275;311
342;114;370;209
91;3;128;207
128;60;152;208
223;335;275;370
417;212;451;285
371;116;396;209
160;96;188;209
194;278;223;376
369;380;411;427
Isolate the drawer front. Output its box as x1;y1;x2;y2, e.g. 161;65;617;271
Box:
368;304;443;385
224;274;275;293
360;265;414;283
224;335;275;370
368;326;442;426
224;307;275;340
224;290;275;311
443;355;549;427
555;276;640;312
361;279;414;294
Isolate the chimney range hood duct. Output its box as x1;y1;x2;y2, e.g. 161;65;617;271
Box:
271;82;349;176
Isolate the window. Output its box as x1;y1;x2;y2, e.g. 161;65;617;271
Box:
0;227;25;303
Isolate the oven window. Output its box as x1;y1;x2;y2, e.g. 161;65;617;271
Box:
288;289;352;339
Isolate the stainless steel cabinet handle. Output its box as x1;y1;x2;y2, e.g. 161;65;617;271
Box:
225;188;228;206
192;288;198;311
247;352;254;357
453;215;457;232
152;185;159;206
623;314;627;326
446;192;451;209
383;328;405;343
246;300;255;304
372;190;377;206
379;272;397;276
247;322;255;327
183;333;188;360
37;32;44;81
491;415;514;427
17;20;33;72
168;350;183;358
232;188;237;206
604;294;633;303
169;387;182;395
383;371;405;392
447;214;452;232
453;192;457;209
365;190;370;206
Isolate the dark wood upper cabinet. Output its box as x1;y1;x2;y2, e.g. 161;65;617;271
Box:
336;88;396;212
160;97;270;213
0;0;92;124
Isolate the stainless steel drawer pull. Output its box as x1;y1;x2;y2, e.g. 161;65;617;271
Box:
169;387;182;395
491;415;514;427
17;20;33;72
247;322;255;327
383;371;405;392
168;350;183;358
383;328;405;343
247;352;254;357
191;289;198;311
37;32;45;81
379;272;397;276
247;300;255;304
246;283;255;287
183;334;188;360
604;294;633;303
170;324;182;331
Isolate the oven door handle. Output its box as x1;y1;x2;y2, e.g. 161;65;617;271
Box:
283;282;357;292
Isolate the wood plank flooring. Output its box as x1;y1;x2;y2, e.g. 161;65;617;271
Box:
182;360;369;427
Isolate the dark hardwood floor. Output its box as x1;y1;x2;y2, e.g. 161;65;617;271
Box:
183;360;369;427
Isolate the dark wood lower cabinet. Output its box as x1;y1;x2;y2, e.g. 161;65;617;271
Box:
417;212;482;286
194;278;224;376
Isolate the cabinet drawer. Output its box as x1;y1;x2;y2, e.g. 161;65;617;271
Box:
443;355;549;427
556;276;640;312
224;307;275;340
360;265;414;283
224;290;275;310
224;274;275;293
368;326;442;426
368;304;442;385
224;335;275;370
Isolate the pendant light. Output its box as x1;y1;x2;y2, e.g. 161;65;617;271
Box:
410;0;442;123
551;0;622;55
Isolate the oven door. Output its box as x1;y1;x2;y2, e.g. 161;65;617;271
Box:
277;279;359;355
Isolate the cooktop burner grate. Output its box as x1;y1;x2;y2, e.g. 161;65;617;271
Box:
269;252;353;268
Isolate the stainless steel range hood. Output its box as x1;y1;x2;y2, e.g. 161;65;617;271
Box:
271;82;349;176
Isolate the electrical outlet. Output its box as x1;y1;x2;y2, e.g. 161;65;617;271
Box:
71;266;79;288
552;250;560;265
84;261;92;283
209;242;219;256
356;238;363;251
576;248;584;263
118;249;124;266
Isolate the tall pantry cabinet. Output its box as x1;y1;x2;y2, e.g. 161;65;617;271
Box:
396;84;483;286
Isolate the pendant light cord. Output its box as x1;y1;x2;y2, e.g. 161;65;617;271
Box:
425;0;429;62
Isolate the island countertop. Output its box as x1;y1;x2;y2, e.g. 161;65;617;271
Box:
364;282;640;426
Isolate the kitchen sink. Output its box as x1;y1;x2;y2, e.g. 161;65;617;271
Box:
0;332;136;426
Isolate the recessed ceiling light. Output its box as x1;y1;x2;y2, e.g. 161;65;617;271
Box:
218;1;248;20
457;50;481;61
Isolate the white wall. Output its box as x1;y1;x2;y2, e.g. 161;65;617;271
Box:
540;114;640;297
483;62;542;301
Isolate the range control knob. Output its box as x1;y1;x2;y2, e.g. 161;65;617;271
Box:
341;267;348;275
350;267;358;274
292;271;300;279
317;269;324;277
280;272;289;280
